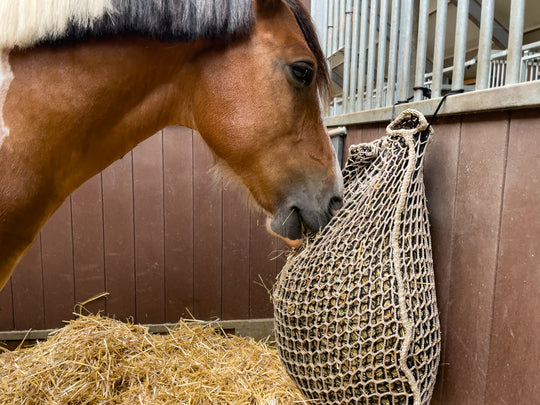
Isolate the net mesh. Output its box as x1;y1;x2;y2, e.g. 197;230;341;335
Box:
273;109;440;405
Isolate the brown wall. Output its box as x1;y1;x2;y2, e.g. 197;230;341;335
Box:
343;107;540;405
0;127;284;330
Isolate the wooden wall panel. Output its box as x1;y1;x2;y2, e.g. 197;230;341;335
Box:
249;210;277;319
361;123;382;143
441;113;509;404
485;109;540;404
222;183;251;320
163;126;194;322
192;132;222;319
343;125;362;158
332;110;540;404
11;237;44;330
0;281;13;330
423;116;462;404
102;153;135;321
40;199;75;328
132;132;165;323
71;173;105;315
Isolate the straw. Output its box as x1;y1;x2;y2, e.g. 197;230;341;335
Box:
0;314;307;404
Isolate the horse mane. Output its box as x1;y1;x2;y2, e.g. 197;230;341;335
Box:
0;0;254;49
0;0;329;100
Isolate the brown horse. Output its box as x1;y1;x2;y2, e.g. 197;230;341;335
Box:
0;0;343;291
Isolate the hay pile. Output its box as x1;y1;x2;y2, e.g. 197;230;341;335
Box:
0;314;307;404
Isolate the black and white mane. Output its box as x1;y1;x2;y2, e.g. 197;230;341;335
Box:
0;0;329;97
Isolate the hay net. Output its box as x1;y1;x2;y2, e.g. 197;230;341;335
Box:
273;109;440;405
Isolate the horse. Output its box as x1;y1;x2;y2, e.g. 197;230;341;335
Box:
0;0;343;292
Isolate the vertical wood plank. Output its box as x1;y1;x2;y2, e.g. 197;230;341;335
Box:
71;174;105;315
133;132;165;323
442;113;509;404
11;237;45;330
41;198;75;328
222;183;250;320
102;154;135;321
163;126;194;322
485;109;540;404
361;123;382;143
192;132;222;319
0;280;13;330
343;125;363;162
249;209;276;319
423;116;462;404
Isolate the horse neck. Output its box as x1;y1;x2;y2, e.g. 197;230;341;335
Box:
0;37;205;259
5;37;205;185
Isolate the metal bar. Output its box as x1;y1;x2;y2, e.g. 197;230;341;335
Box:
339;0;346;49
348;0;361;111
452;0;470;90
398;0;414;101
386;0;400;105
332;0;340;53
365;0;379;109
413;0;430;101
451;0;508;49
476;0;495;90
432;0;448;98
342;0;354;112
326;0;333;56
315;0;327;53
324;81;540;127
420;41;540;77
356;0;369;110
506;0;525;85
376;0;389;107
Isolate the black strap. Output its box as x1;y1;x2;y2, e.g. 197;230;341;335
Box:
426;89;465;131
391;88;464;128
391;87;432;120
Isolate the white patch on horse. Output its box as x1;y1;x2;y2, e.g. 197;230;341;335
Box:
0;51;14;150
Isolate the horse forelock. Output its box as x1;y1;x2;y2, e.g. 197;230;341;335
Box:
0;0;254;50
283;0;331;104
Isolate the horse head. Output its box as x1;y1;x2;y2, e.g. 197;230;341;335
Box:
190;0;343;246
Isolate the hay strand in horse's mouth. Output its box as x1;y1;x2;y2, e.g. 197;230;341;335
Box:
0;314;308;404
282;207;297;226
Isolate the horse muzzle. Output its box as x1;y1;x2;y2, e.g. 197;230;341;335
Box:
266;190;344;248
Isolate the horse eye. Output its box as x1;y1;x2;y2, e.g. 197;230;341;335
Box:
289;62;315;86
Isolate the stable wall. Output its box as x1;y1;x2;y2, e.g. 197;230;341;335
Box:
342;107;539;405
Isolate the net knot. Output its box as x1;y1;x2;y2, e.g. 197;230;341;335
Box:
349;142;380;164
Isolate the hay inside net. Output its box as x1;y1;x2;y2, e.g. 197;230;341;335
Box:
273;109;440;405
0;313;307;404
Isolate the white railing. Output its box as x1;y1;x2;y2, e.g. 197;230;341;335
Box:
311;0;538;117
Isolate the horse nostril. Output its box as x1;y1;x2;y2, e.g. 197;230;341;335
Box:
328;196;344;214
